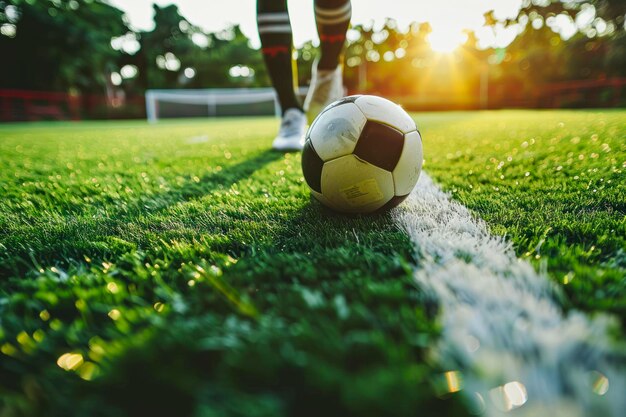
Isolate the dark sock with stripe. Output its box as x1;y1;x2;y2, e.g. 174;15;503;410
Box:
257;0;302;115
315;0;351;70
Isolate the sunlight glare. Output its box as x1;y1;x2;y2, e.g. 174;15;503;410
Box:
429;29;467;53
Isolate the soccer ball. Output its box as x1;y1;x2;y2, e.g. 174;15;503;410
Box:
301;95;423;213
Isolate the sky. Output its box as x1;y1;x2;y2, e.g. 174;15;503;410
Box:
108;0;528;50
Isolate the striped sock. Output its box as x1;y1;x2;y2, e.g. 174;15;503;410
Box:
315;0;351;70
257;0;302;115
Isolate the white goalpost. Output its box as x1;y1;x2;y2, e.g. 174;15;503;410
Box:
145;88;308;122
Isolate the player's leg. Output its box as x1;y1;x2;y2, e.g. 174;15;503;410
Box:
304;0;352;122
257;0;306;151
316;0;351;70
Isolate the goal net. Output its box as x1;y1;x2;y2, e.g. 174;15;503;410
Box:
145;88;307;122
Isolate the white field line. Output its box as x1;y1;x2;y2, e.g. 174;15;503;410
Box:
393;172;625;417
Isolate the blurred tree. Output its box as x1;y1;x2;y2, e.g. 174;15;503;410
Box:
1;0;624;115
192;25;268;89
515;0;625;28
0;0;128;93
136;4;197;90
131;5;268;91
490;24;569;106
464;0;624;108
296;40;317;89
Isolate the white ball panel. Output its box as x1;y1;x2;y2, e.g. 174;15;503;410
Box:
392;131;423;196
320;155;394;213
308;102;367;161
354;96;416;134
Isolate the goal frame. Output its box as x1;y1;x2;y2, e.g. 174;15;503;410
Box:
145;88;307;122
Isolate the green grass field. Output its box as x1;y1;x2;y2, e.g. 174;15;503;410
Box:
0;110;624;416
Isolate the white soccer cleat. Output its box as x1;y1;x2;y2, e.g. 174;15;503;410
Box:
272;108;307;151
304;62;344;124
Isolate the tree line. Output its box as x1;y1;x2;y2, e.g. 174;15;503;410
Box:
1;0;625;110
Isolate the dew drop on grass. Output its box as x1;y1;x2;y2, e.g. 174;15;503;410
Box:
444;371;462;393
33;330;45;343
16;331;30;346
504;381;528;408
106;282;119;294
108;309;121;321
590;371;609;396
78;362;99;381
563;272;575;284
57;353;84;371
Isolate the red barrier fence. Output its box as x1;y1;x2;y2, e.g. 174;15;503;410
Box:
1;78;624;122
541;77;626;108
0;90;145;122
0;89;82;121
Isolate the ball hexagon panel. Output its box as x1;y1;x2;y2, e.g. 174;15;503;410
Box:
302;140;324;193
392;130;423;195
309;96;361;134
307;102;367;162
353;121;405;172
354;95;416;134
320;154;395;213
323;95;360;111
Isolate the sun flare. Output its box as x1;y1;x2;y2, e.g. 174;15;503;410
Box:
428;29;468;53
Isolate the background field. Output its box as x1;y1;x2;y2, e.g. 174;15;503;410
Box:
0;110;624;416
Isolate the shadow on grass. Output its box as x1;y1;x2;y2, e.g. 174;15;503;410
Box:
0;179;455;417
0;149;284;277
76;199;452;417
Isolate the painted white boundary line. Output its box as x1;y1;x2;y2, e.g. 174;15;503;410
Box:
393;173;625;417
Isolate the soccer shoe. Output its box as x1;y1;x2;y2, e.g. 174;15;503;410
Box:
304;62;344;123
272;108;307;151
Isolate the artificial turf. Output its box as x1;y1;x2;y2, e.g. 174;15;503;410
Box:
423;110;625;317
0;110;624;416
